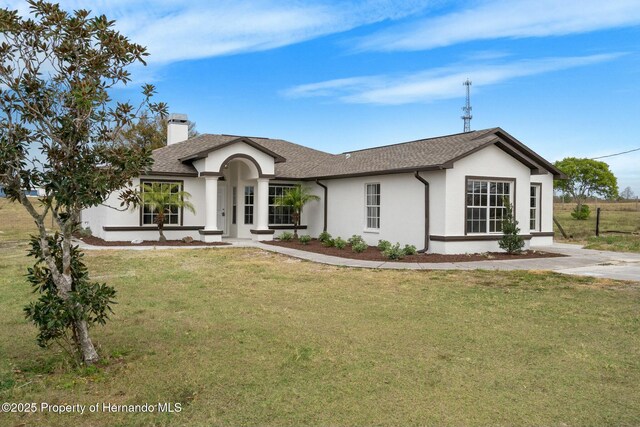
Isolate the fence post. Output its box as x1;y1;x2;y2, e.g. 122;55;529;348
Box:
595;207;601;237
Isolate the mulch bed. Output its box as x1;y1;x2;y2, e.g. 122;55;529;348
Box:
264;238;566;263
76;235;230;247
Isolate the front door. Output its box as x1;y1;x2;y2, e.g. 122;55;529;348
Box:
217;184;227;235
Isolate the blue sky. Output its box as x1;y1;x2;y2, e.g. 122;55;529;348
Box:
5;0;640;193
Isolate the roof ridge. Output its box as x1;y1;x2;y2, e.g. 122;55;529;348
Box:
341;128;497;155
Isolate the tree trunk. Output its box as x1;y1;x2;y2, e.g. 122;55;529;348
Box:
292;212;300;239
156;212;166;241
74;318;99;365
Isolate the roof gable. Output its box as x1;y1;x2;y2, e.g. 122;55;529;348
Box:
147;127;563;179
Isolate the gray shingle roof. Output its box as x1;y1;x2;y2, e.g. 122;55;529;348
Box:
147;127;561;179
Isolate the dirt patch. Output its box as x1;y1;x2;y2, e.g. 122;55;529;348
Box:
264;239;566;263
77;235;230;247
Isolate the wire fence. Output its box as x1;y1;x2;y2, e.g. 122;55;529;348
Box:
553;199;640;240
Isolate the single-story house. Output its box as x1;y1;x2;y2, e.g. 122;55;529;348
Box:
82;114;564;254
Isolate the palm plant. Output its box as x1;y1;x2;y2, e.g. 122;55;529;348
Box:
141;182;195;241
274;185;320;238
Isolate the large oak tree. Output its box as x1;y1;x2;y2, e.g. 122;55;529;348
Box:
0;1;166;364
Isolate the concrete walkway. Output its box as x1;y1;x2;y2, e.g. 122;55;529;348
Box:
76;239;640;283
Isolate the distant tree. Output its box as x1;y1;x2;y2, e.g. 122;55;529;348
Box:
554;157;618;220
0;1;166;364
619;186;635;200
274;185;320;239
117;113;198;150
140;182;195;241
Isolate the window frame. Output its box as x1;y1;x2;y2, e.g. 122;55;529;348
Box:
139;179;185;227
268;184;295;226
464;176;516;235
364;182;381;232
244;185;254;225
530;183;541;232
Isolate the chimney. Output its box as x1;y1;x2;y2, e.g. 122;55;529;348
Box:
167;113;189;145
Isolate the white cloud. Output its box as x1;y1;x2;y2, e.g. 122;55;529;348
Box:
1;1;431;64
283;53;623;105
355;0;640;52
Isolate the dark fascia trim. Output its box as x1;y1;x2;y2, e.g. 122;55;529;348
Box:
104;225;204;232
315;179;328;232
198;229;224;235
178;137;286;163
142;171;198;177
250;229;276;235
218;153;276;179
413;172;430;252
531;231;554;237
268;225;307;230
493;128;567;179
199;171;223;177
280;164;449;182
430;234;533;242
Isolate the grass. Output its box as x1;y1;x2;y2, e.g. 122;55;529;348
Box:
554;201;640;252
1;199;640;425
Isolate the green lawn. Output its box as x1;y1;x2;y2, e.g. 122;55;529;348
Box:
554;201;640;252
1;199;640;426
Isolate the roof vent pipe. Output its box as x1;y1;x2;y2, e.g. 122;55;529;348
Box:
167;113;189;145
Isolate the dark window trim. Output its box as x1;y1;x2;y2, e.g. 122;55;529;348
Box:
268;225;308;230
431;234;533;242
268;183;296;226
104;225;203;232
464;176;517;235
139;179;185;227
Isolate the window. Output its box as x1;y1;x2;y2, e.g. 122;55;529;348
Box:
530;184;540;231
141;181;182;226
232;187;237;225
466;179;513;233
244;186;254;224
269;184;294;225
365;183;380;230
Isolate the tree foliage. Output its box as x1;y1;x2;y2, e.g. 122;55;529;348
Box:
554;157;618;219
274;185;320;238
117;113;198;150
620;186;635;200
0;1;166;364
140;182;195;241
498;201;524;254
25;233;116;362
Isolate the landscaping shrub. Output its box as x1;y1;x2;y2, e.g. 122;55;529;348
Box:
571;204;591;220
383;243;404;260
403;244;417;255
77;227;92;237
348;235;365;246
299;235;311;245
280;231;294;241
318;231;332;244
499;203;524;254
334;237;347;249
351;241;368;253
322;238;335;247
377;239;392;251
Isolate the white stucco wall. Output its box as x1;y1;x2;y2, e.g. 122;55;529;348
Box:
322;172;432;249
201;141;275;178
530;172;555;246
81;176;206;242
